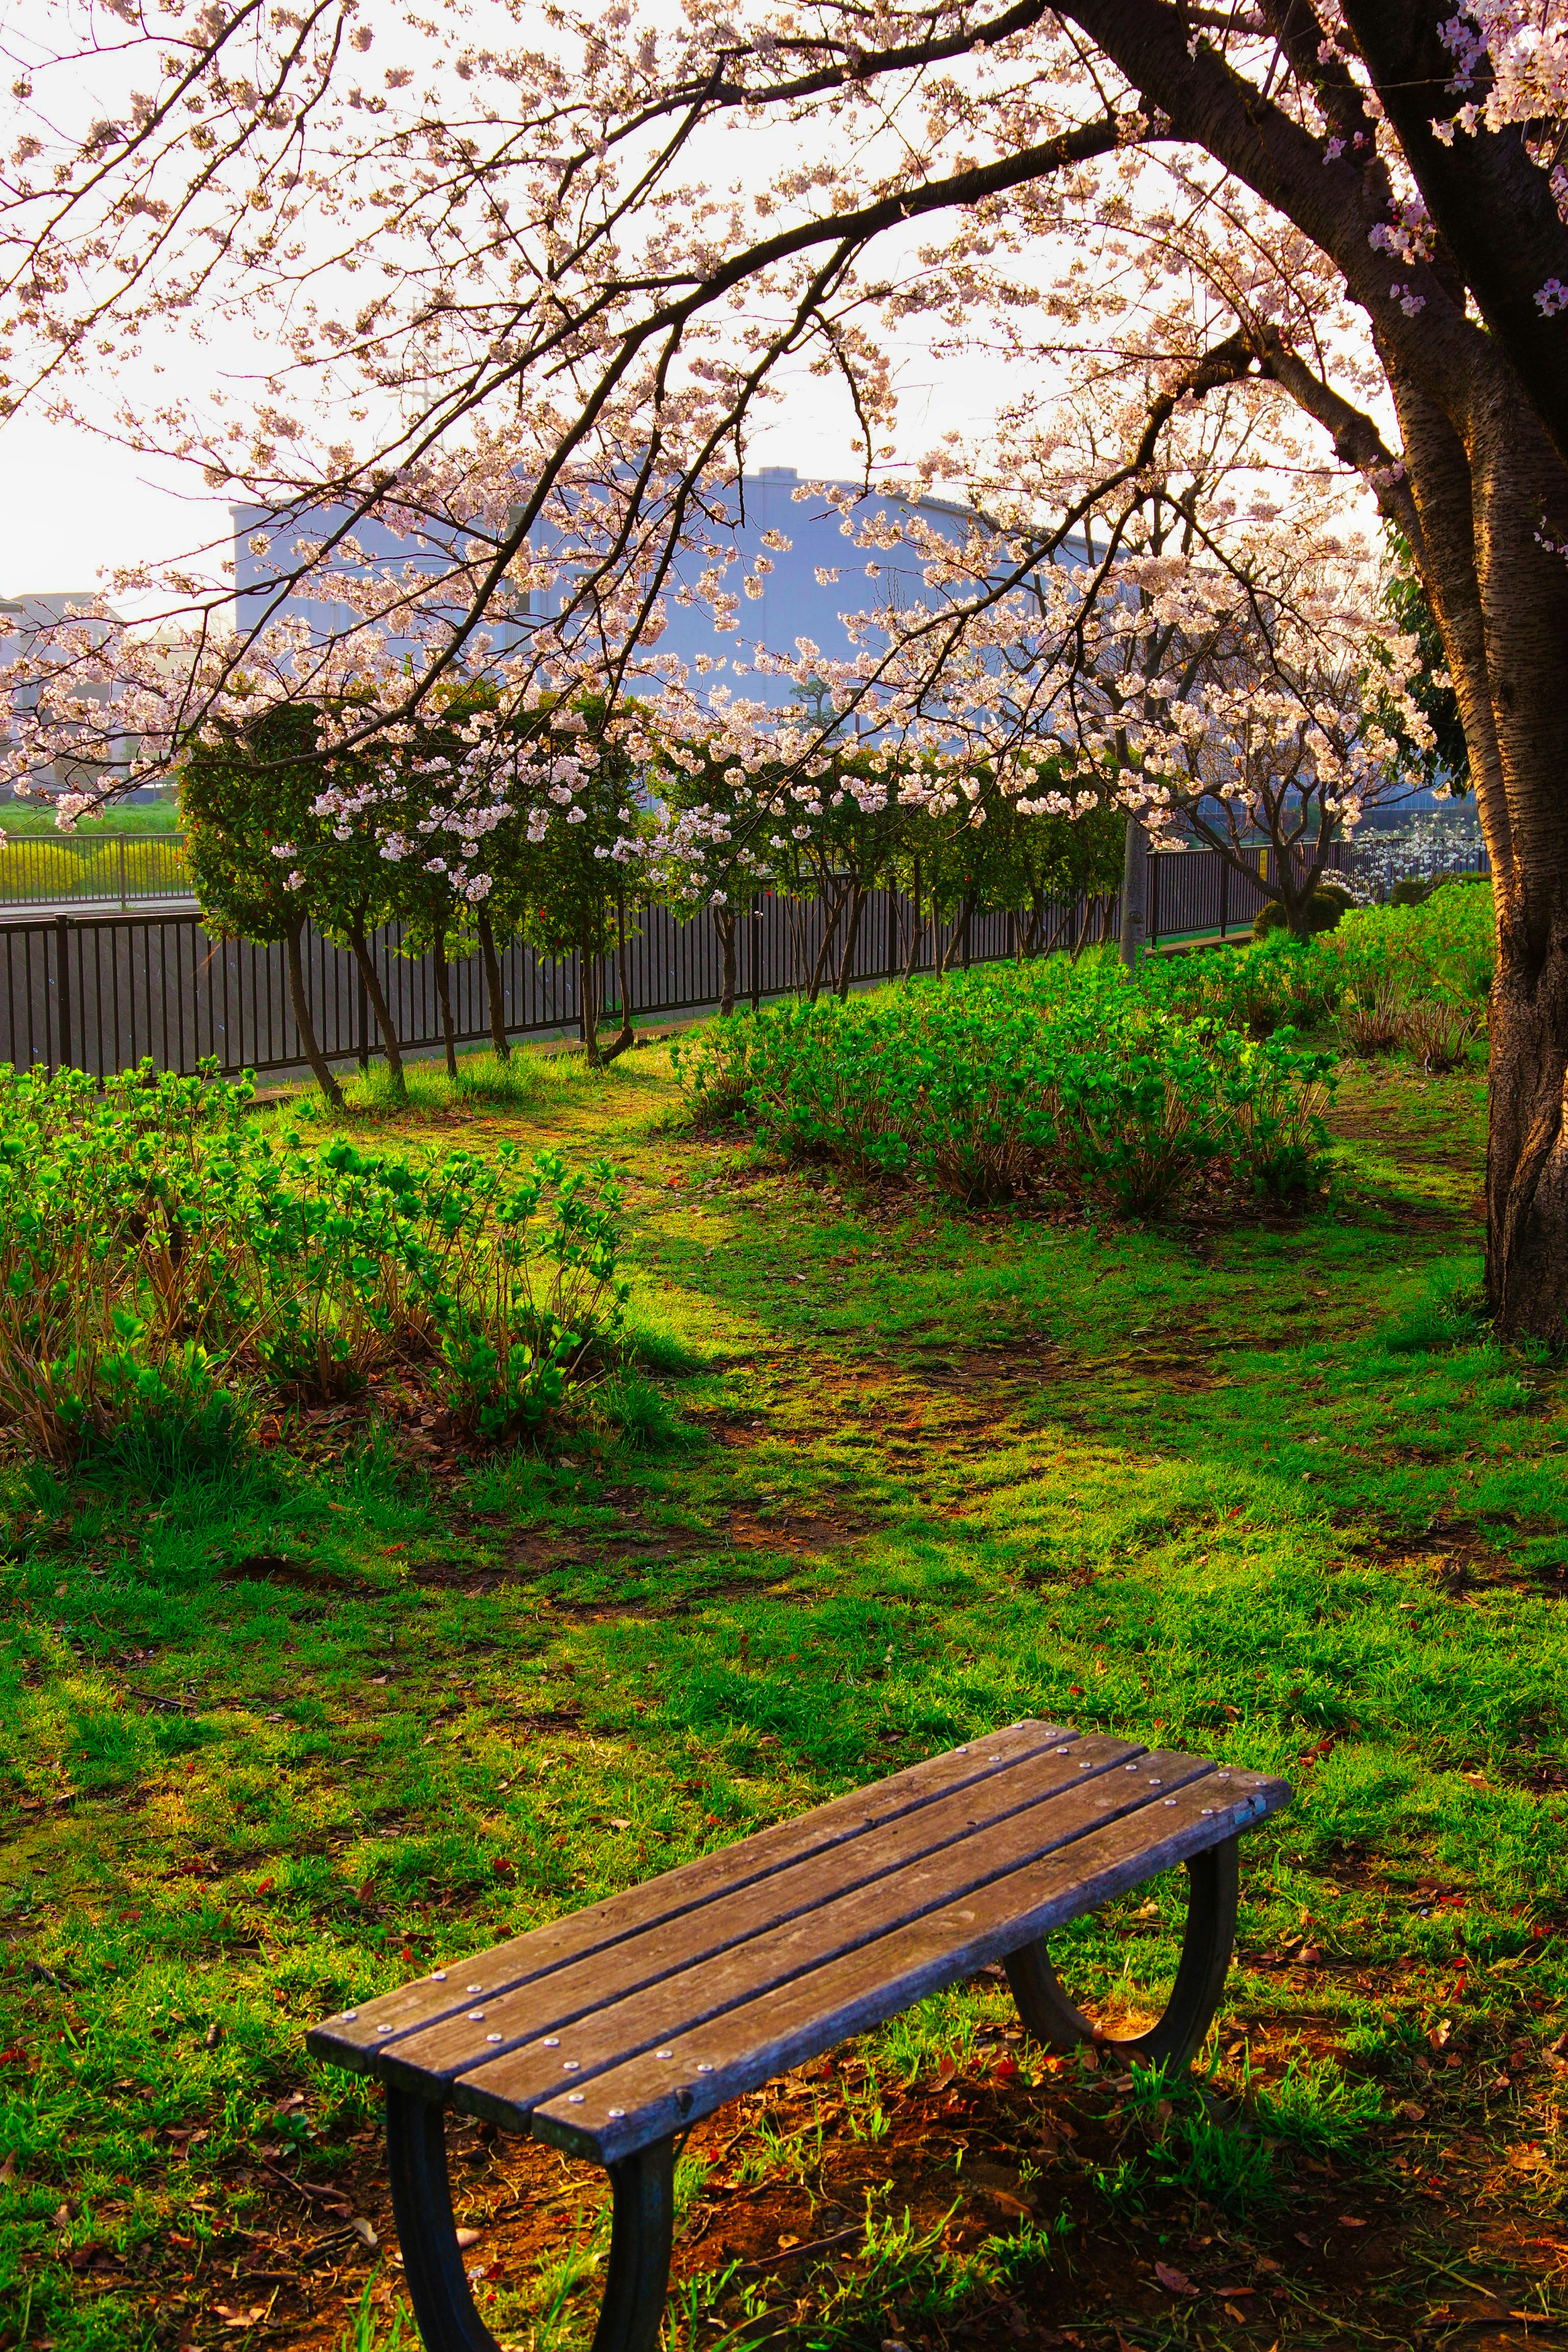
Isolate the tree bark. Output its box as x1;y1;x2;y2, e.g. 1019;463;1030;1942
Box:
284;919;345;1112
432;929;459;1080
475;907;512;1060
347;923;408;1100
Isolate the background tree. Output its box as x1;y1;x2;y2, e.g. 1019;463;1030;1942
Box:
180;705;345;1112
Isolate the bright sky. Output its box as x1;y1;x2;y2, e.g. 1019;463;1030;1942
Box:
1;347;968;619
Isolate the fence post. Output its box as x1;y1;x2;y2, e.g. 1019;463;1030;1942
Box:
357;962;370;1074
1149;855;1160;947
118;836;128;910
1219;859;1228;939
750;893;762;1011
55;913;73;1074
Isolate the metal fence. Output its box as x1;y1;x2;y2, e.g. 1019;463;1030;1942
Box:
0;830;191;907
1;840;1343;1082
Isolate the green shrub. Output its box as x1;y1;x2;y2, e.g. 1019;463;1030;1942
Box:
679;964;1336;1216
1389;877;1431;906
0;1060;627;1462
1251;889;1348;941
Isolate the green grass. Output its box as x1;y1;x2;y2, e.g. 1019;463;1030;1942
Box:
3;1017;1566;2352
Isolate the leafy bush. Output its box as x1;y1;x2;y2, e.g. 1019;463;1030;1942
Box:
1250;889;1349;940
677;964;1336;1214
0;1060;626;1463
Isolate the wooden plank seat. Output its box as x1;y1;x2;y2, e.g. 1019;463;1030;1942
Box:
307;1719;1290;2352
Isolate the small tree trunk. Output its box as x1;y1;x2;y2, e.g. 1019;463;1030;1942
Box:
432;929;458;1080
599;896;638;1065
475;907;512;1060
347;923;408;1100
284;919;345;1111
939;894;976;976
1119;817;1149;971
579;924;602;1069
835;882;869;1000
902;857;923;981
805;881;846;1003
716;907;738;1016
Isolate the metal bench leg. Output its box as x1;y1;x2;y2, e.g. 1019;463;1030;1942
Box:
1004;1834;1240;2075
385;2089;675;2352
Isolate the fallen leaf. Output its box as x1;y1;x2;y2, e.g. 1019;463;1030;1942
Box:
1338;2214;1368;2229
1426;2018;1452;2051
454;2227;483;2250
609;1818;631;1831
777;2234;800;2251
1394;2100;1426;2123
1155;2261;1196;2295
1079;2042;1099;2072
349;2216;379;2249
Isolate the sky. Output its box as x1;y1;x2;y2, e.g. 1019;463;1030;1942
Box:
1;351;965;619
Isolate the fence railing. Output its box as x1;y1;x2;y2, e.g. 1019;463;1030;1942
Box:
0;831;191;907
1;840;1341;1083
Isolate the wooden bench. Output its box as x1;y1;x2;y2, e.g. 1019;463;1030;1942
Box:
308;1719;1290;2352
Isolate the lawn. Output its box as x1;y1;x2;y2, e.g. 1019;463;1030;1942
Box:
2;1013;1566;2352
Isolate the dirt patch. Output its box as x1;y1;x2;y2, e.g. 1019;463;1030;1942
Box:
94;2043;1563;2352
1340;1513;1564;1598
220;1555;374;1599
724;1510;875;1557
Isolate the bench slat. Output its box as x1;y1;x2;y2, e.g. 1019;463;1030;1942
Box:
520;1765;1288;2164
378;1733;1152;2096
308;1719;1071;2075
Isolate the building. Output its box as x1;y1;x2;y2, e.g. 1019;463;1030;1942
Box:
230;467;989;709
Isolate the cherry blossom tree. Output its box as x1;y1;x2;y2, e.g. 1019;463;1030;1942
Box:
2;0;1566;1336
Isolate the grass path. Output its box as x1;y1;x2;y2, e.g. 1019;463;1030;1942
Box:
2;1037;1566;2352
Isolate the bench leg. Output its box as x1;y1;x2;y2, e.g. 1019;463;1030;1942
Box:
1003;1835;1240;2075
385;2089;675;2352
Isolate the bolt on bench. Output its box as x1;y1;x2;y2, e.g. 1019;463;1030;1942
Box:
308;1719;1290;2352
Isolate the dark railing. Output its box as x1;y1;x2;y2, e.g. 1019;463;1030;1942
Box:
2;841;1343;1082
0;830;191;907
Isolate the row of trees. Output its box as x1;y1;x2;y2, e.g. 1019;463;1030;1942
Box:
183;688;1126;1107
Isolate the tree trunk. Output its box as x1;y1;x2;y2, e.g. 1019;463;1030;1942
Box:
598;896;637;1065
939;893;976;976
475;907;511;1060
347;923;408;1100
284;919;345;1112
716;906;737;1016
579;924;602;1069
1119;817;1149;971
805;880;847;1002
1488;904;1568;1344
835;882;868;1000
902;856;923;980
432;929;458;1080
1390;381;1568;1342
